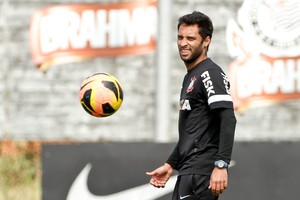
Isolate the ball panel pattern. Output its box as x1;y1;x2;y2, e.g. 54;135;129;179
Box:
79;73;123;117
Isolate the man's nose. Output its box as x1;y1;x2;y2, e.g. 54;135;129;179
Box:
179;38;188;47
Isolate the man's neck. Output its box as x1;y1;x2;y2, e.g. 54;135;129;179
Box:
185;55;208;71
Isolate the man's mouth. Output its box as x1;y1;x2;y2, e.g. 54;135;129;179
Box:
180;49;190;56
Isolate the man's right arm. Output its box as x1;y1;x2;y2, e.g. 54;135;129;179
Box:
166;143;179;170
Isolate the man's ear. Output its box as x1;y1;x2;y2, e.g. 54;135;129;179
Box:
204;36;211;47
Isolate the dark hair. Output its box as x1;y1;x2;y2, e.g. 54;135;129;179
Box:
177;11;214;40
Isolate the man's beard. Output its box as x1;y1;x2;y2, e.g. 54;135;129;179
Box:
182;49;202;64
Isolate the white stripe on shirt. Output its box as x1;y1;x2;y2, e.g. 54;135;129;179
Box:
208;94;232;105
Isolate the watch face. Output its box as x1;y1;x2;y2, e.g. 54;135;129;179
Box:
218;162;225;168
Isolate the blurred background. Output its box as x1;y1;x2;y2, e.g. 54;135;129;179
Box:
1;0;300;199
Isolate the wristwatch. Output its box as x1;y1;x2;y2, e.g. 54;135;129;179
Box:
214;160;229;169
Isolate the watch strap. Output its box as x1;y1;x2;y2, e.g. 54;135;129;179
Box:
214;160;229;168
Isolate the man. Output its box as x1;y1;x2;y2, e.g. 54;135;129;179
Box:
146;11;237;200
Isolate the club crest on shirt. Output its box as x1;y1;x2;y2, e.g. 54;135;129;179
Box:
187;76;197;93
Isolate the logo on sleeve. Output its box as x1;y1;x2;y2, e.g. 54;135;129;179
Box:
221;72;231;94
201;71;216;97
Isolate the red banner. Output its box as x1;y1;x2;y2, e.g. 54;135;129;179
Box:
30;2;157;71
226;0;300;111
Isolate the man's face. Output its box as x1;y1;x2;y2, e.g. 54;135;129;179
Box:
177;24;207;66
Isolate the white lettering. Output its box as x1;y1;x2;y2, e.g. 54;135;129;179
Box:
201;71;216;97
180;99;191;110
39;6;157;54
236;58;300;99
78;10;97;48
222;73;230;94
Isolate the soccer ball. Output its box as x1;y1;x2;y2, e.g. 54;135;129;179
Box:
79;73;124;117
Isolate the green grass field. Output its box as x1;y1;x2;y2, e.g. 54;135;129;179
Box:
0;141;41;200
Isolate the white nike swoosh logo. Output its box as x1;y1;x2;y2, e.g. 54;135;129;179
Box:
66;163;177;200
179;195;191;199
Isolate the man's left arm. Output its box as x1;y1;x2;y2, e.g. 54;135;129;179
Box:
216;107;237;164
209;107;236;196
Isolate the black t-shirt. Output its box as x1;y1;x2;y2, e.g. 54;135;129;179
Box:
167;58;234;176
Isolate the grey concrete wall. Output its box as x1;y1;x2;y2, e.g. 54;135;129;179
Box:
1;0;300;141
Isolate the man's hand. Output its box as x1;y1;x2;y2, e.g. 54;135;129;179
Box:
146;163;173;188
208;167;228;196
